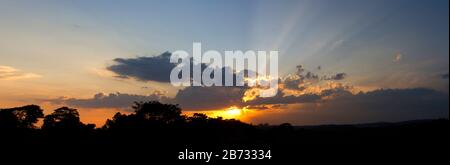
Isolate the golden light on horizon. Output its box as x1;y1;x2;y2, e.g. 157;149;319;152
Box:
185;106;252;120
209;106;244;119
224;106;242;116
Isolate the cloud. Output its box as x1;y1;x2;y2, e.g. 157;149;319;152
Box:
393;53;403;63
283;76;305;91
173;86;247;110
107;52;176;83
319;86;354;97
249;88;449;125
43;87;317;111
44;92;170;109
282;65;346;91
324;73;347;81
244;84;352;107
107;52;214;84
0;65;41;80
43;86;246;111
244;89;321;106
316;88;449;123
282;65;319;90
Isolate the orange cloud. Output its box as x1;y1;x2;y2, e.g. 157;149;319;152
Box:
0;65;41;80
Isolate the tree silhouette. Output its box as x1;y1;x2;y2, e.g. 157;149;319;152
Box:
189;113;208;123
133;101;185;124
42;107;84;130
104;101;186;130
0;101;448;164
103;112;135;130
0;105;44;129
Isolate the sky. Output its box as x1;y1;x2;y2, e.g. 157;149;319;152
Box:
0;0;448;126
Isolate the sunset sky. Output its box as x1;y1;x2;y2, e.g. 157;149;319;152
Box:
1;0;448;126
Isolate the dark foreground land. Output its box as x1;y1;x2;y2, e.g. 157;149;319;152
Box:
1;102;448;164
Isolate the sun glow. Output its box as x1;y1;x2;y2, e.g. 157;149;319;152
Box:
183;106;255;121
206;106;247;119
225;106;242;116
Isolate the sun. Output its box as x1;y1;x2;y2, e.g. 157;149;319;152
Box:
225;106;242;116
206;106;244;119
187;106;250;120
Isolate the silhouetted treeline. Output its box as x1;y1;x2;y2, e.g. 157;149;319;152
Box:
1;101;448;163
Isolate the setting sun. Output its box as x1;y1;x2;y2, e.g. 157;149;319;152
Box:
197;106;246;120
182;106;253;122
225;106;242;116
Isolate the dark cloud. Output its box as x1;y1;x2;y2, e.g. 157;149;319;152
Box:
244;85;352;107
107;52;245;85
326;73;347;81
45;93;169;109
245;105;270;110
282;65;320;90
283;76;305;91
296;65;319;80
282;65;347;90
44;64;349;111
303;71;319;80
245;90;321;106
173;86;247;110
249;88;449;125
107;52;176;83
316;88;449;123
319;86;353;97
44;86;246;111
